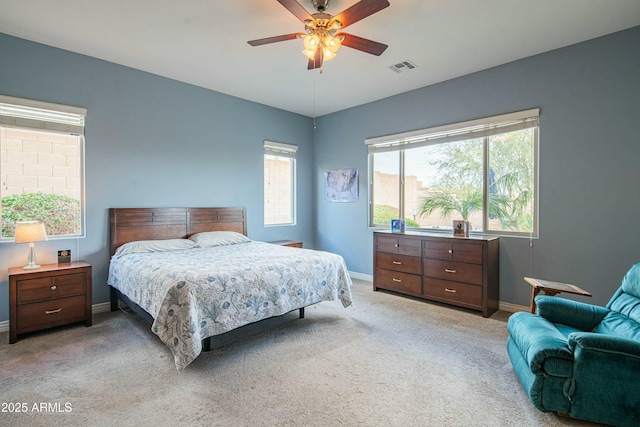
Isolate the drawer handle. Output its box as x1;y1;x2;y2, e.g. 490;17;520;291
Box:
392;261;402;265
51;285;57;291
395;244;399;248
448;249;453;254
45;308;62;315
392;278;402;282
445;288;457;293
444;269;457;273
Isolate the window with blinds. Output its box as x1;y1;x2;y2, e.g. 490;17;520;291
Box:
366;109;539;236
0;95;86;240
264;141;297;226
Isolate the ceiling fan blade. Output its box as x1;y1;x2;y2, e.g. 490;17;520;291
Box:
247;33;300;46
277;0;313;23
332;0;390;29
307;48;324;70
340;33;388;56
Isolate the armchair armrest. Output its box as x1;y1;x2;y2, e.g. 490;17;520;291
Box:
536;296;609;331
569;332;640;357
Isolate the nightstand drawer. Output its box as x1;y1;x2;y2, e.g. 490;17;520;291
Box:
376;252;421;274
17;273;86;304
17;295;87;333
422;277;482;306
423;259;482;285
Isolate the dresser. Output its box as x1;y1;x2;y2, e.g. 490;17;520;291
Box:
374;231;499;317
9;261;92;343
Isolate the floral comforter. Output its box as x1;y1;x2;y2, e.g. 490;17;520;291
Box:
107;241;353;370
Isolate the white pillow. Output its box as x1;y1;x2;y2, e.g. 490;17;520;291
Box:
189;231;250;247
114;239;196;258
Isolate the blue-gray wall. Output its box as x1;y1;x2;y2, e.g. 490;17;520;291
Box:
1;26;639;324
313;26;640;308
0;33;314;322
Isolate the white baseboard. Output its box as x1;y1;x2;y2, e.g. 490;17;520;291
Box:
499;301;529;313
0;284;529;334
349;271;373;282
92;302;112;314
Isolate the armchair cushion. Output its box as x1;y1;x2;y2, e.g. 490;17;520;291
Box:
594;311;640;341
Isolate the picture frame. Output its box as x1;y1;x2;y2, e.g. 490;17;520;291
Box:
324;168;358;202
391;219;405;233
58;249;71;264
453;220;469;237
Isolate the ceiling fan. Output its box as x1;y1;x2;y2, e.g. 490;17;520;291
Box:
248;0;390;70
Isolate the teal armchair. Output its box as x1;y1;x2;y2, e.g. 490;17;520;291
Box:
507;263;640;426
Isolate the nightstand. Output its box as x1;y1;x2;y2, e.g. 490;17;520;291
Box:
9;261;92;343
269;240;303;248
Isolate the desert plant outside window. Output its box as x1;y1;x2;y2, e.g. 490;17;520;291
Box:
264;140;297;226
366;109;539;237
0;95;86;240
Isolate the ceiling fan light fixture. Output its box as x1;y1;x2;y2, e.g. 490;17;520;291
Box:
328;19;342;31
248;0;390;70
302;48;316;60
303;33;320;50
322;47;336;61
325;34;342;53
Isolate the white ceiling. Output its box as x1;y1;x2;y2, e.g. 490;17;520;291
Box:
1;0;639;118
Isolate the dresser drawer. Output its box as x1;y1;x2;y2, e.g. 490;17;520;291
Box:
423;241;483;264
376;252;421;274
17;295;87;333
376;235;422;256
422;277;482;306
375;268;422;295
423;259;483;286
17;273;86;304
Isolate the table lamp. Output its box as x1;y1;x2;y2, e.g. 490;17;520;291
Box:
14;221;48;270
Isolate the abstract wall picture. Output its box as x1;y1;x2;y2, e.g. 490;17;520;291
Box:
324;168;358;202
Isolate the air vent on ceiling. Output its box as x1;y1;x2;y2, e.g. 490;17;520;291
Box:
389;60;418;74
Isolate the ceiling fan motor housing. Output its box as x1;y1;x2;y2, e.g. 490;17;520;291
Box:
312;0;331;12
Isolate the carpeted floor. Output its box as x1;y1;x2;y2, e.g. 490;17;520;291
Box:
0;279;599;427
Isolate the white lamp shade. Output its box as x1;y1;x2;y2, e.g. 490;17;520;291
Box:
14;222;48;244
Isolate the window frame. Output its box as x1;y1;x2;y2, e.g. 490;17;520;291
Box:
366;109;539;237
0;95;86;241
263;140;298;227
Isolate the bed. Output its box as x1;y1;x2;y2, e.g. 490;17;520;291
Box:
107;207;353;370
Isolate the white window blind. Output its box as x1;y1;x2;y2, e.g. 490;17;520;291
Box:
264;141;298;158
365;108;539;153
0;95;86;135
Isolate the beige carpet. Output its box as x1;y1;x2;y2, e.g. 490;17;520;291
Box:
0;279;598;427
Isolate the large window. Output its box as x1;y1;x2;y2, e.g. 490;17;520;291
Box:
367;109;538;237
264;141;297;226
0;95;86;240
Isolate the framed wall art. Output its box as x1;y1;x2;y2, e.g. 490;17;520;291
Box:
324;168;358;202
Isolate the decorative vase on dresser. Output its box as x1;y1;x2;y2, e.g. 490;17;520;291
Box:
373;230;499;317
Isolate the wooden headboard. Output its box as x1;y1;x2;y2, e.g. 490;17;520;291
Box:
109;207;246;255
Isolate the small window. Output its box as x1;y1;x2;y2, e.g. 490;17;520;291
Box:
0;95;86;240
367;109;538;237
264;141;297;226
